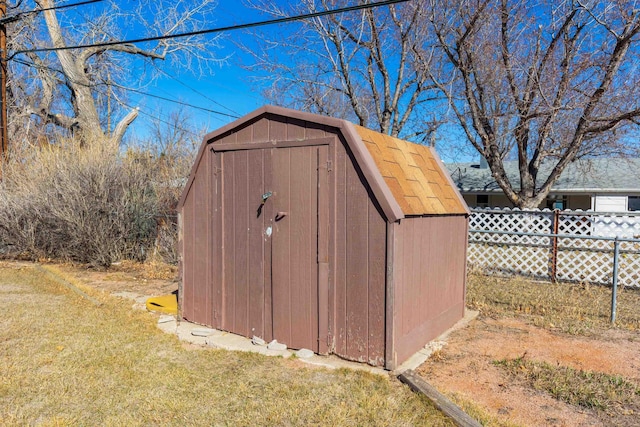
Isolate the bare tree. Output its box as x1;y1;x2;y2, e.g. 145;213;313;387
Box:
9;0;223;147
244;0;438;138
425;0;640;208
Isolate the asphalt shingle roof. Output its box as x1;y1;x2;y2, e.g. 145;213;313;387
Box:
356;125;468;215
446;158;640;193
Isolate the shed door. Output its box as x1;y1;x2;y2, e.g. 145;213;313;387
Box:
270;145;328;352
220;144;329;353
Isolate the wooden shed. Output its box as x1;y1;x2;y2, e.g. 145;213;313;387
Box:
178;106;469;369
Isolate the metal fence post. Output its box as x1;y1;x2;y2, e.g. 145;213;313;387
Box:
610;237;620;324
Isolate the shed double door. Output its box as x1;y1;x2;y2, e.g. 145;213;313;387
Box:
219;144;329;353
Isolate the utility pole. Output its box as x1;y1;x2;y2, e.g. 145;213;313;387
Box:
0;0;8;167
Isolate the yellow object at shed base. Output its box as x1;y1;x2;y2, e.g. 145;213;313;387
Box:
146;294;178;315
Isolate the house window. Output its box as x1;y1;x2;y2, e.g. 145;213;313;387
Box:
546;196;566;210
476;194;489;207
629;196;640;211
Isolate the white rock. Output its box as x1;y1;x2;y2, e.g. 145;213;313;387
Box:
296;348;314;359
252;336;266;346
267;340;287;351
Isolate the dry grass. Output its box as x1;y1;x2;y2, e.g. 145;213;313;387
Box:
464;272;640;424
441;394;522;427
0;265;452;426
494;357;640;411
108;259;179;280
467;272;640;334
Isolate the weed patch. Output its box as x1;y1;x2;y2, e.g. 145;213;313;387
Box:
494;357;640;410
467;273;640;333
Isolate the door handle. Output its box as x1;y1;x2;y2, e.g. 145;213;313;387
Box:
275;211;288;221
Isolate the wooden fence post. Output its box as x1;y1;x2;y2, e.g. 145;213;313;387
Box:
550;209;559;283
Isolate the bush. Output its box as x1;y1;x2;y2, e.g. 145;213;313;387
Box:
0;140;164;267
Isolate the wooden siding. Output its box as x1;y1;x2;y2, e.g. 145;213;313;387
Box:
210;152;223;328
271;146;322;352
180;107;469;369
215;114;331;145
210;116;387;362
332;141;387;366
392;216;468;366
181;152;213;326
220;149;268;338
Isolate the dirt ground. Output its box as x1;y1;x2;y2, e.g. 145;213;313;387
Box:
53;260;179;298
418;315;640;427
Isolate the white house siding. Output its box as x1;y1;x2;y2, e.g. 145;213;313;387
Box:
592;196;627;212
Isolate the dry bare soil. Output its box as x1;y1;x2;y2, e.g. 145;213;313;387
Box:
419;274;640;427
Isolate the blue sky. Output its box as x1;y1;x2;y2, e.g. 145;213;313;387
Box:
19;0;476;162
122;2;276;140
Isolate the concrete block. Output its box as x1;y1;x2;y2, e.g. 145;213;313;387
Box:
296;348;314;359
267;340;287;351
158;315;175;324
252;336;266;346
191;328;215;337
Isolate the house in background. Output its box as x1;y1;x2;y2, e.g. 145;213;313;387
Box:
446;158;640;211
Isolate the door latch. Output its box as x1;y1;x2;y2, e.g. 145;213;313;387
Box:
257;191;273;218
261;191;273;205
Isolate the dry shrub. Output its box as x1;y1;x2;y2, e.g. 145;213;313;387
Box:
0;140;160;267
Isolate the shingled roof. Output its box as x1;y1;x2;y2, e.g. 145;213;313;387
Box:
182;105;469;222
446;158;640;194
355;125;468;216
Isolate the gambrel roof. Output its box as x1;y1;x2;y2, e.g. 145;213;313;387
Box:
180;106;469;221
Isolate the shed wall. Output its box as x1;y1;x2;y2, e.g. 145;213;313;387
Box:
181;113;467;367
181;114;388;365
392;215;468;365
220;149;269;339
181;154;213;326
215;114;330;144
332;137;387;366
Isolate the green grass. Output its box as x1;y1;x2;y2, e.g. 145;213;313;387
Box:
0;265;452;426
466;272;640;334
494;357;640;410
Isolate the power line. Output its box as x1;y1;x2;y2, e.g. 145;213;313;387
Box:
0;0;104;24
28;0;104;13
66;4;243;117
149;64;242;116
11;0;410;57
113;84;240;119
13;57;240;119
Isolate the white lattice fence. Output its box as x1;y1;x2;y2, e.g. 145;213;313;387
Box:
618;241;640;287
468;243;551;277
469;208;640;287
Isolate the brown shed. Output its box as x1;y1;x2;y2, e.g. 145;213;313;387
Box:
178;106;469;369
